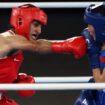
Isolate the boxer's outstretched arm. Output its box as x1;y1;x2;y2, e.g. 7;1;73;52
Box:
0;34;87;58
0;35;52;55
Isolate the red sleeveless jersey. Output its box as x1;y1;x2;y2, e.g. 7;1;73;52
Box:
0;51;24;83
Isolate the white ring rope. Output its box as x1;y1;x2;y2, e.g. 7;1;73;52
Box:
34;76;92;83
0;83;105;90
0;2;102;8
0;77;103;90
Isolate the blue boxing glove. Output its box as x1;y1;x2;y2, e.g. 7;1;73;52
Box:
81;28;101;69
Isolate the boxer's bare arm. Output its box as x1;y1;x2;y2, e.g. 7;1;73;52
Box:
92;43;105;83
93;68;105;82
0;34;87;58
0;35;52;55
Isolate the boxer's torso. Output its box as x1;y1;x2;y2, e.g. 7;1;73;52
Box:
0;30;24;83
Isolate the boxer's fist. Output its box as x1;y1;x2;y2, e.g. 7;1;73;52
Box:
51;36;87;59
81;29;101;69
15;73;35;97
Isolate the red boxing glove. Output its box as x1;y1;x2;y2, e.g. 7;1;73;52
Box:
15;73;36;97
51;36;87;59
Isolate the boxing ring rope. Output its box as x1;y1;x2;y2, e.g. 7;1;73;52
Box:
0;2;102;8
34;76;92;83
0;83;105;90
0;76;101;90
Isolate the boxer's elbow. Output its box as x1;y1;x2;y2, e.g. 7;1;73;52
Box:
95;77;105;83
92;68;105;83
93;75;105;83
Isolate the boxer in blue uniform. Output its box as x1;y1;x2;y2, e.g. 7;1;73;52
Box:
75;2;105;105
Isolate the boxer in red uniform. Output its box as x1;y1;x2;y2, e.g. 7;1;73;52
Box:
0;4;87;105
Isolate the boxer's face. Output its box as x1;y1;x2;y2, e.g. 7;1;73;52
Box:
88;24;96;40
29;21;42;40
